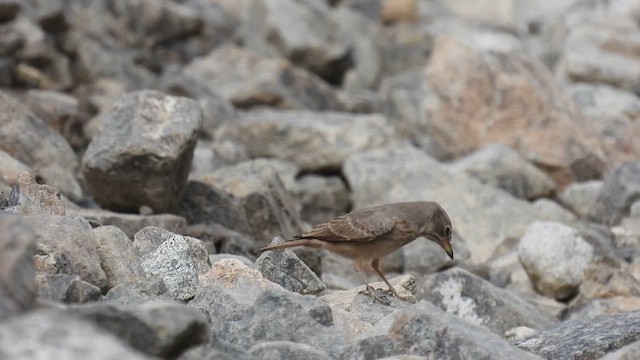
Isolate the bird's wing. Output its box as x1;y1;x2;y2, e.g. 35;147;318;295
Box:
297;209;402;242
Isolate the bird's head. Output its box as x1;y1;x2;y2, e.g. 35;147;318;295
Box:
421;205;454;259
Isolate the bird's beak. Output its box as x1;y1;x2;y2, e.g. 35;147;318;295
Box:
440;237;454;259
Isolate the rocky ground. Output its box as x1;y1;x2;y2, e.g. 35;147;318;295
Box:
1;0;640;359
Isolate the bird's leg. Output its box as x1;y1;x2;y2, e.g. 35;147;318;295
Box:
371;258;401;298
354;263;388;304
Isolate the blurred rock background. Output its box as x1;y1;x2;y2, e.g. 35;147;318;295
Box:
1;0;640;359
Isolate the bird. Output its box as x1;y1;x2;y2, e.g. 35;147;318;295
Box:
256;201;453;301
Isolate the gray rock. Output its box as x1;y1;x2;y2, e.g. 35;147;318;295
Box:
23;89;84;149
193;259;346;356
561;22;640;93
0;215;36;321
343;146;539;264
379;70;438;155
0;310;154;360
568;83;640;162
180;179;252;235
69;301;209;359
241;0;350;82
248;341;331;360
559;180;604;218
82;90;202;213
216;109;401;172
93;225;147;290
256;237;326;295
0;150;31;195
30;215;108;291
190;159;303;245
589;161;640;226
67;207;187;240
532;198;577;225
189;139;250;177
134;227;206;300
417;268;558;336
35;273;102;304
334;7;382;90
104;277;171;305
0;91;82;200
186;223;256;259
403;232;470;275
183;44;343;110
562;297;640;321
515;311;640;359
518;221;593;300
602;340;640;360
451;144;557;200
4;172;64;215
343;301;542;359
295;174;350;226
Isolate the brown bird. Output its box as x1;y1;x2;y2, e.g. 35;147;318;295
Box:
256;201;453;300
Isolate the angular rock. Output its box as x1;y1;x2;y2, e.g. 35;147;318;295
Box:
563;297;640;321
189;139;250;177
424;35;606;185
295;174;350;226
216;109;401;172
190;159;303;245
30;215;108;291
451;144;557;200
82;90;202;212
345;301;542;359
241;0;350;82
180;179;252;231
559;180;603;218
193;259;346;356
67;207;187;239
0;91;82;200
321;274;417;311
518;221;594;300
69;301;209;359
104;277;171;305
134;227;208;300
515;311;640;359
93;225;147;290
23;89;84;149
402;232;470;275
248;341;331;360
602;340;640;360
183;44;343;110
532;198;577;225
256;237;326;295
35;273;102;304
417;268;558;336
0;310;154;360
334;8;382;90
0;215;36;320
588;161;640;226
561;22;640;93
344;146;539;263
0;150;31;194
569;83;640;163
186;223;256;259
5;172;64;215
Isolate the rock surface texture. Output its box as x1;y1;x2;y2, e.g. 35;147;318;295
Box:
1;0;640;359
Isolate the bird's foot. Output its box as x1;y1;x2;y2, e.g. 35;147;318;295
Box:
363;286;392;305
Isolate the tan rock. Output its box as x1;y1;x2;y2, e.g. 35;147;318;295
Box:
423;35;608;186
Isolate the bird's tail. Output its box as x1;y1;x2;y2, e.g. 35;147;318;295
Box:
255;239;311;253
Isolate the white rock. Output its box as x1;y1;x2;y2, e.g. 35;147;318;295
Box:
517;221;593;300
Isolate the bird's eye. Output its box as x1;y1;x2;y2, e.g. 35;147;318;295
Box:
444;225;452;237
